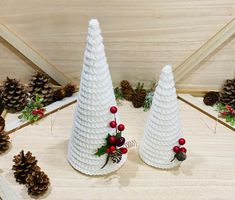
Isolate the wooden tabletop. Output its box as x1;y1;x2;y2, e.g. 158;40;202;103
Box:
1;101;235;200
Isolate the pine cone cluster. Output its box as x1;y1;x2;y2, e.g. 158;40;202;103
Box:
12;150;50;197
1;77;28;112
29;72;53;106
132;83;147;108
203;91;219;106
120;80;134;101
219;79;235;107
0;116;5;132
53;83;76;102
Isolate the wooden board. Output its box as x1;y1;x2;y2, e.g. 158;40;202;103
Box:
5;93;78;134
178;94;235;131
0;101;235;200
0;0;235;89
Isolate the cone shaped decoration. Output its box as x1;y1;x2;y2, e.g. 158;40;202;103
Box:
0;176;22;200
68;19;127;175
139;65;186;169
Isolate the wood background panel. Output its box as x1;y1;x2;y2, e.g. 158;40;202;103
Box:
0;0;235;88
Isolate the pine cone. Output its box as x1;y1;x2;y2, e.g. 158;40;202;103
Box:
0;132;10;154
132;89;147;108
203;91;219;106
26;170;50;197
29;72;53;106
53;88;65;102
120;80;134;101
110;150;122;163
0;116;5;132
64;83;76;97
1;77;28;112
12;151;40;184
219;79;235;107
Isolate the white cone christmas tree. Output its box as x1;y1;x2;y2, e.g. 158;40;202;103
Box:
139;65;186;169
68;19;127;175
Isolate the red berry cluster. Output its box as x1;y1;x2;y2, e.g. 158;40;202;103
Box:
105;106;128;155
31;108;45;118
172;138;187;162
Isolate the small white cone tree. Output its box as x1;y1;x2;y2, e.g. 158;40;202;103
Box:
139;65;185;169
67;19;127;175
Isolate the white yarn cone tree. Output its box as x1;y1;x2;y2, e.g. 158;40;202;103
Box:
68;19;127;175
0;176;21;200
139;65;186;169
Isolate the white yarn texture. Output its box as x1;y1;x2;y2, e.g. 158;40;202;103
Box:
139;65;182;169
67;19;126;175
0;176;21;200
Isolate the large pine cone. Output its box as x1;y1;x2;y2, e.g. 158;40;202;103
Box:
132;89;147;108
29;72;53;106
26;170;50;197
203;91;219;106
1;77;28;112
12;151;40;184
120;80;134;101
219;79;235;107
0;132;10;154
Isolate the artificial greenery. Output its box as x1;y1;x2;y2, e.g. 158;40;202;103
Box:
18;95;45;122
114;87;124;104
216;103;235;126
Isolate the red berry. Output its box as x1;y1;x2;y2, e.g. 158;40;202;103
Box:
108;136;117;145
180;147;187;153
109;146;116;152
105;148;110;153
119;147;128;154
109;121;117;128
118;124;125;131
178;138;186;145
173;146;180;153
116;137;125;147
110;106;118;114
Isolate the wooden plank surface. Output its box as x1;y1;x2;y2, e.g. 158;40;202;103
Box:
0;101;235;200
0;23;71;85
0;0;235;89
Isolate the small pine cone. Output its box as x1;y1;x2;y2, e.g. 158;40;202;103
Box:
26;170;50;197
219;79;235;107
0;132;10;154
29;72;53;106
12;151;40;184
0;116;5;132
203;91;219;106
120;80;134;101
1;77;28;112
132;89;147;108
53;89;65;102
64;83;76;97
110;150;122;164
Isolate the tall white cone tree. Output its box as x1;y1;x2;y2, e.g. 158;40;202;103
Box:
68;19;127;175
139;65;183;169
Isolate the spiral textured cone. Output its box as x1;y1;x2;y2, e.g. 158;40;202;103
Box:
0;132;10;154
1;77;27;112
139;65;182;169
67;19;127;175
120;80;134;101
0;176;22;200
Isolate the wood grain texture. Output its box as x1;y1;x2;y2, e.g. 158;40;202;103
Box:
0;0;235;88
0;101;235;200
